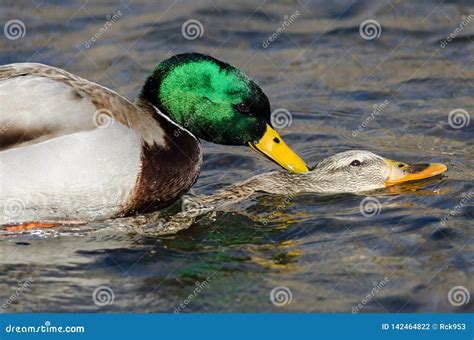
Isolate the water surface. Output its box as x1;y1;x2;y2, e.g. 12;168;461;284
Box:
0;0;472;313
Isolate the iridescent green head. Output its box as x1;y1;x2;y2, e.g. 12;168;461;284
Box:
140;53;308;173
141;53;268;144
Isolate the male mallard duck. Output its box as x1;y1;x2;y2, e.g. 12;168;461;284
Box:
0;53;307;226
193;150;448;206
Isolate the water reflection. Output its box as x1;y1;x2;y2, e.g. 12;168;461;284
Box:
0;0;472;313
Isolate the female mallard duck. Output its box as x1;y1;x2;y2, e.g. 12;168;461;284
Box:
133;150;447;235
0;53;307;226
192;150;448;207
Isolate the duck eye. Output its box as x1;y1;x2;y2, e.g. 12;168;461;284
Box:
350;160;361;166
236;103;250;113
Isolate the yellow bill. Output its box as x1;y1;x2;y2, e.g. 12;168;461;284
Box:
249;124;308;173
384;158;447;187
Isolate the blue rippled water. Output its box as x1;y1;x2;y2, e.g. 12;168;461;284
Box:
0;0;472;313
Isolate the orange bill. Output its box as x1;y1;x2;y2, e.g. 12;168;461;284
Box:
384;159;448;187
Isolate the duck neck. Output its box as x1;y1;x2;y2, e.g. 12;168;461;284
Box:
198;172;312;207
